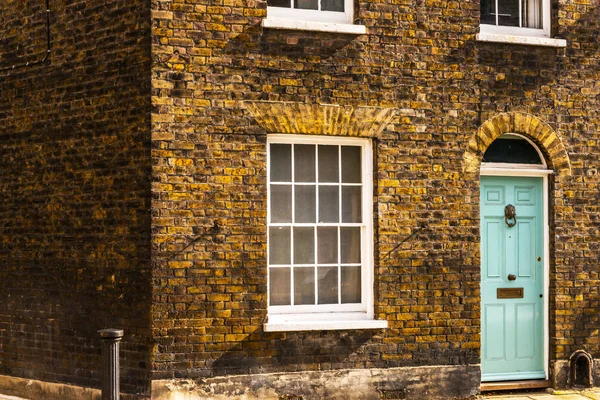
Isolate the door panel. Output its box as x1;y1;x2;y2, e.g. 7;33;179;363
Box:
515;303;535;359
485;220;502;279
484;304;506;360
517;220;534;278
481;176;545;382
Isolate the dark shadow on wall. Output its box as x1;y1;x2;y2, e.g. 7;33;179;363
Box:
474;43;561;118
0;0;48;69
215;24;399;105
211;329;380;376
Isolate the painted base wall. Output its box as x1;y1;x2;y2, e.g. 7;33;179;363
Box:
0;366;481;400
151;365;481;400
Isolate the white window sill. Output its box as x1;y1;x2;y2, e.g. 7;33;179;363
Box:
264;319;388;332
262;18;367;34
477;32;566;48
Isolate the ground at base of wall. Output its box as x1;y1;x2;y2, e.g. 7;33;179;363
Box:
152;365;481;400
21;364;600;400
0;374;142;400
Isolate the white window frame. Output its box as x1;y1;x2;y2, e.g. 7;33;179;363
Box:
479;0;550;36
262;0;367;34
265;135;386;332
477;0;567;47
267;0;353;23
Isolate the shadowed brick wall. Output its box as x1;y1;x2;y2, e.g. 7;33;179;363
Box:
150;0;600;388
0;0;152;395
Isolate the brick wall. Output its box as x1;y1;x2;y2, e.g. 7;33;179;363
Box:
149;0;482;380
150;0;600;386
551;2;600;362
3;0;600;394
0;0;152;394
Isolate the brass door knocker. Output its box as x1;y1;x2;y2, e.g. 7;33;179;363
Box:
505;204;516;227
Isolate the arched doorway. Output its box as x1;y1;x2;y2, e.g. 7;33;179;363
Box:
480;134;551;383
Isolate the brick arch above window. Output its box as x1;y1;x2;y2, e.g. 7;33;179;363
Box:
244;101;396;138
462;112;571;176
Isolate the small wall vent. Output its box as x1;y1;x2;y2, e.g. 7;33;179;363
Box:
569;350;593;389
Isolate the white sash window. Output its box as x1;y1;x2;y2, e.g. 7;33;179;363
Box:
265;135;386;331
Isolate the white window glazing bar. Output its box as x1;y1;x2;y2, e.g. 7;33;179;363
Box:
519;0;523;28
338;145;342;303
267;222;364;227
314;144;320;305
270;263;361;268
495;0;499;26
290;144;296;305
337;145;342;303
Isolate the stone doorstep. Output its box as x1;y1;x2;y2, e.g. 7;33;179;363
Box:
482;389;600;400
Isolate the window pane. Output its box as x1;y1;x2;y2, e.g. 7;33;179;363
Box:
294;144;315;182
322;0;344;11
268;0;291;6
317;227;338;264
270;267;291;306
341;146;361;183
295;0;318;9
270;184;292;223
294;227;314;264
341;266;361;303
480;0;496;25
340;227;361;264
295;185;316;223
522;0;542;28
318;186;339;223
482;137;543;164
498;0;519;27
342;186;361;223
318;145;339;182
294;267;315;305
269;226;291;264
270;144;291;182
318;267;338;304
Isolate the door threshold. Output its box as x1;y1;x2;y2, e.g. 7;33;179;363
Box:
480;380;551;392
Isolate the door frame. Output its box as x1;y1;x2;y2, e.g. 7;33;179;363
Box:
480;165;552;381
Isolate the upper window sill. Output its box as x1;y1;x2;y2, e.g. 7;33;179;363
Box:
262;18;367;34
264;319;388;332
477;32;566;48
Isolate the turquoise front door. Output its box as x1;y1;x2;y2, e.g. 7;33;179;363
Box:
480;176;545;382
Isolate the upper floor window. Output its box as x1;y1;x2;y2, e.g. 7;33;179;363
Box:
267;0;353;24
480;0;550;37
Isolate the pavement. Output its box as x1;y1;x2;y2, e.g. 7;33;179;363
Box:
1;389;600;400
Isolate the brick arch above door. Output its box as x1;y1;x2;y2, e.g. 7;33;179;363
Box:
462;112;571;176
